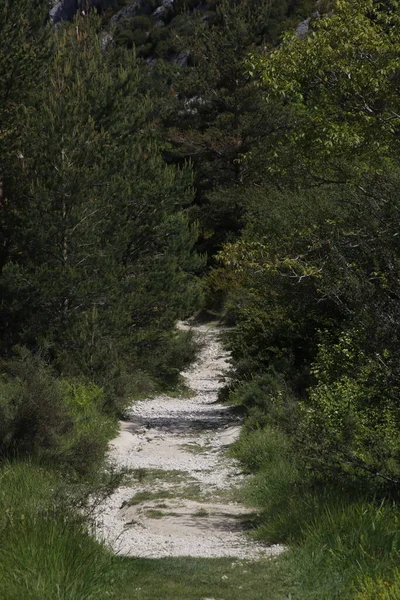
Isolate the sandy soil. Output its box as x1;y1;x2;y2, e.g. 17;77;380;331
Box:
94;321;285;559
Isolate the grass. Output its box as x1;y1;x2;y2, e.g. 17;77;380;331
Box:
111;556;293;600
0;461;114;600
160;377;195;399
144;509;166;519
231;424;400;599
128;468;194;484
192;509;209;517
180;441;214;454
128;481;212;505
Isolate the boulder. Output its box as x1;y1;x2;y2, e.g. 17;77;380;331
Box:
50;0;79;23
152;0;174;21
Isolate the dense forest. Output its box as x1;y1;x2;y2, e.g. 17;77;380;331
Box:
0;0;399;598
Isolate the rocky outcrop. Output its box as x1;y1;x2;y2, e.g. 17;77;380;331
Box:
110;0;149;23
152;0;174;20
50;0;79;23
50;0;117;23
295;16;310;37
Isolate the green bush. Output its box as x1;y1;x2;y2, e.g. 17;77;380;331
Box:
0;350;73;457
299;332;400;487
132;29;148;46
0;351;118;476
57;380;117;477
113;28;134;48
140;328;199;386
229;371;300;434
131;15;152;30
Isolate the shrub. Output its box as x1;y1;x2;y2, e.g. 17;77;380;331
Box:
229;371;301;434
131;15;152;30
140;328;199;386
132;29;148;46
57;380;117;477
299;332;400;488
0;349;72;457
114;28;135;48
0;352;118;476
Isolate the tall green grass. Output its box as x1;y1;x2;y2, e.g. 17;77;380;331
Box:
232;426;400;599
0;462;115;600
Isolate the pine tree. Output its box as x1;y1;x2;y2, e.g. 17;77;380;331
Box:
0;14;202;391
0;0;49;273
161;0;290;256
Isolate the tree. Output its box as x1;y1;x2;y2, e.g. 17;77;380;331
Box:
211;0;400;487
249;0;400;183
0;0;49;272
0;14;202;394
161;0;287;256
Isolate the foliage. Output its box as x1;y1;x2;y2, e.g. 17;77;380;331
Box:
300;331;400;486
249;0;400;181
0;462;115;600
233;424;400;598
229;371;300;433
0;350;73;458
0;13;202;407
0;350;116;476
290;500;400;599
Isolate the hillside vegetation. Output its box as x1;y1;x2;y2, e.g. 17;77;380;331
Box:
0;0;399;598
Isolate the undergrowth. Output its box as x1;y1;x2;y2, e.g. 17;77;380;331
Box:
231;414;400;599
0;462;114;600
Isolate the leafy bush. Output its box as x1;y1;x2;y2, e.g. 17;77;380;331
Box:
299;332;400;488
133;28;148;46
0;351;117;476
57;380;117;477
140;328;199;386
131;15;152;30
229;371;300;433
0;349;73;457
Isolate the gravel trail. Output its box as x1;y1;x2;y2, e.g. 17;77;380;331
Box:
94;321;285;559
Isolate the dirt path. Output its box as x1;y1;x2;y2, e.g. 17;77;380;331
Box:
94;321;285;559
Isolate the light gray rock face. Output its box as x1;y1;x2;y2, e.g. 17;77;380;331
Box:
50;0;78;23
174;50;189;67
111;0;175;24
110;0;143;23
295;16;310;37
152;0;174;19
50;0;117;23
295;11;320;38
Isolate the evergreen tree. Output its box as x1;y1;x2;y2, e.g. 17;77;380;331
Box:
161;0;288;256
0;14;202;393
0;0;49;273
